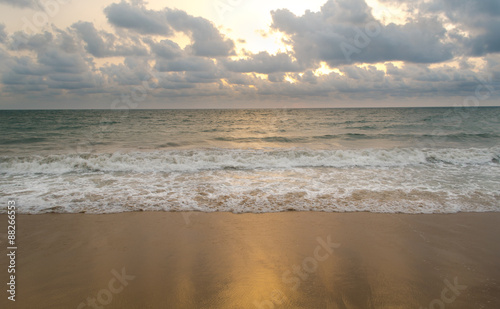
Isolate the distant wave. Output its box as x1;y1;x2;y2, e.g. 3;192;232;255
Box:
313;132;500;140
209;132;500;143
0;137;47;145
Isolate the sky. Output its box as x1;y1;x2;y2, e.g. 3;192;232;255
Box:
0;0;499;109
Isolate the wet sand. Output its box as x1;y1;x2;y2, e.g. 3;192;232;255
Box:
1;212;500;308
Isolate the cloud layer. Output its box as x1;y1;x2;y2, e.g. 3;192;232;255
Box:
0;0;498;108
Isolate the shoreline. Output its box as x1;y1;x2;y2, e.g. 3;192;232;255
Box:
9;209;500;215
1;212;500;308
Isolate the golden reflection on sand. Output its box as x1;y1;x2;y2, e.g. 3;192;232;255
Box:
6;212;500;308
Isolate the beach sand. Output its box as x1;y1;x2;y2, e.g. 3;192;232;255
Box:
1;212;499;308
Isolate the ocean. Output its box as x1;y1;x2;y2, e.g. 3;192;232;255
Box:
1;107;499;214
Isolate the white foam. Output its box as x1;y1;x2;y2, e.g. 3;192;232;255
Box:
1;147;499;175
1;161;499;214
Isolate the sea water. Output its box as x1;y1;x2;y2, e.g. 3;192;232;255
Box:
1;108;499;214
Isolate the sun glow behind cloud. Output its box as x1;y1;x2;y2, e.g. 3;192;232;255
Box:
211;0;326;56
314;62;343;76
365;0;409;26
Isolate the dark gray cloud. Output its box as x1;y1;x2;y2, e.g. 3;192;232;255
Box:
144;38;182;59
382;0;500;56
442;0;500;56
1;55;47;87
225;72;255;85
8;31;53;51
2;28;103;95
2;73;47;92
46;71;103;90
37;47;87;74
104;1;171;35
7;31;50;52
156;57;216;72
103;2;235;57
100;57;152;85
223;52;303;73
72;22;114;57
10;56;47;76
184;69;228;84
267;72;285;83
428;0;500;21
467;21;500;56
53;28;79;53
157;79;195;89
271;0;453;66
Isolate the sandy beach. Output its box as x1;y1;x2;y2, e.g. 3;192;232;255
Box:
1;212;499;308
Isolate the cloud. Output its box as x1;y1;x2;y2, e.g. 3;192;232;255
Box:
8;31;54;51
319;0;373;24
467;21;500;56
0;0;38;8
104;1;171;35
0;24;7;43
7;31;55;52
164;8;235;57
100;57;152;85
1;28;104;95
37;47;87;74
72;21;148;57
271;0;453;66
431;0;500;21
46;71;103;90
103;2;235;57
53;28;79;53
0;0;498;107
72;22;114;57
157;79;196;89
441;0;500;56
144;38;182;59
156;57;216;72
2;73;47;93
2;71;102;94
383;0;500;56
224;72;255;85
10;56;47;76
223;52;303;73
